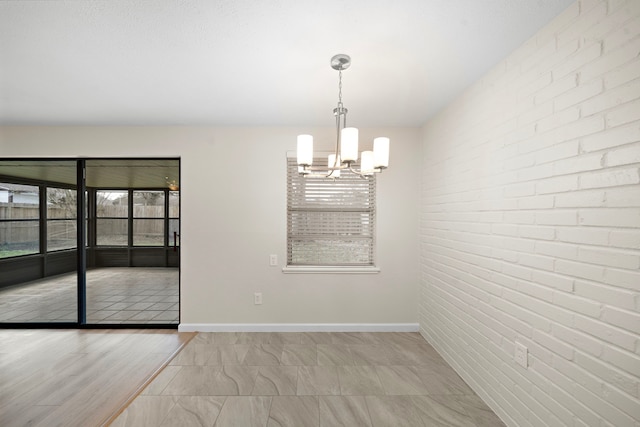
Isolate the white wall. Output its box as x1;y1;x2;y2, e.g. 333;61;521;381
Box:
420;1;640;426
0;125;421;327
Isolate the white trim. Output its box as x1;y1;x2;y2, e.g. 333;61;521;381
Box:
178;323;419;333
282;266;380;274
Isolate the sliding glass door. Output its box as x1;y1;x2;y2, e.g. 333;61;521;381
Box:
0;158;180;327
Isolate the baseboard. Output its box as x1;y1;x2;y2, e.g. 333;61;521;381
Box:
178;323;419;333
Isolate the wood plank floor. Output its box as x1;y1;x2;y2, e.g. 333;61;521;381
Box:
0;329;194;427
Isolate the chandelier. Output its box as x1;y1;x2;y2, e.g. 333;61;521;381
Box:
165;177;179;191
296;54;390;178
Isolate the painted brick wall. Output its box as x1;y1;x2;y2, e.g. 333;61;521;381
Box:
419;1;640;426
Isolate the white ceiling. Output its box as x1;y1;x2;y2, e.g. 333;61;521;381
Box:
0;0;574;127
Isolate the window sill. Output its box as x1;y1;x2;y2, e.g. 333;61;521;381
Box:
282;266;380;274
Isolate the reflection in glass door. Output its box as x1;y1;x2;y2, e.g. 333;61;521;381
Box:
0;158;179;327
168;190;180;269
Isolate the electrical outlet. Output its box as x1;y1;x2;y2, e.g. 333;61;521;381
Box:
269;254;278;266
254;292;262;305
515;341;528;368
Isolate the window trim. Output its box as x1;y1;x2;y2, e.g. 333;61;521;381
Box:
282;265;380;274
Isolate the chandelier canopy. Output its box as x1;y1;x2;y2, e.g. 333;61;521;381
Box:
296;54;389;178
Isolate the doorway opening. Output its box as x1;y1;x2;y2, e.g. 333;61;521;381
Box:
0;158;180;327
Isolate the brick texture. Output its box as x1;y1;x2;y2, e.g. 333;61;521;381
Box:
419;1;640;426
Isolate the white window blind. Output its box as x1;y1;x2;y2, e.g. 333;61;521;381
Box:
287;157;376;266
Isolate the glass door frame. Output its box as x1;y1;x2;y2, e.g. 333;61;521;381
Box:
0;157;180;329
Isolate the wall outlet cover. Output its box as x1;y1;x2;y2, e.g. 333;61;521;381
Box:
515;341;528;368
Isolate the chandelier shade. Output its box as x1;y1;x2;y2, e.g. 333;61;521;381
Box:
296;134;314;166
373;137;390;168
296;54;390;178
340;127;359;163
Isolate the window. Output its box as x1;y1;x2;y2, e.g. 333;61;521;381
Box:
96;190;128;246
94;189;179;248
0;183;40;258
47;187;77;251
133;190;165;246
286;157;376;268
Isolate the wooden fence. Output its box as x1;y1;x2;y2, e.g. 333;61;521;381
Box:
1;204;173;250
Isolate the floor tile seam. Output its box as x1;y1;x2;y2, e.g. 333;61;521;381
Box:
209;395;228;427
433;394;478;425
333;362;344;397
373;364;395;396
312;395;321;425
365;364;386;396
154;365;184;396
219;365;246;396
248;366;266;396
149;396;180;427
361;394;378;427
265;393;277;425
408;364;437;395
294;365;301;399
378;364;431;393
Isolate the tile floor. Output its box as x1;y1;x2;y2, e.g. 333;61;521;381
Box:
113;332;506;427
0;267;178;324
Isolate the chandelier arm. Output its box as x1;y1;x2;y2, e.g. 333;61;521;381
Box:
301;163;343;179
300;169;338;179
302;163;348;172
348;165;382;179
348;165;367;178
